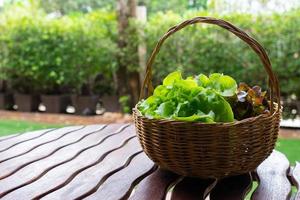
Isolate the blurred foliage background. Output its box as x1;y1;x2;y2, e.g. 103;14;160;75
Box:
0;3;117;95
0;0;299;117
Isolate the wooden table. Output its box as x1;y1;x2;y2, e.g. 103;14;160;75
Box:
0;123;299;200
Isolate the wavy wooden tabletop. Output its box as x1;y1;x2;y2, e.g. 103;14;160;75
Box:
0;123;299;200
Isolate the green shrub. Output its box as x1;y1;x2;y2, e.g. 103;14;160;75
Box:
143;10;300;99
0;4;299;101
0;6;117;95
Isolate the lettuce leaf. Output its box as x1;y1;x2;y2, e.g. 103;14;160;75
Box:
138;71;235;123
197;73;237;97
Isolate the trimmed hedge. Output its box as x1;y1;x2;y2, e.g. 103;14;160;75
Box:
0;7;117;95
0;6;299;99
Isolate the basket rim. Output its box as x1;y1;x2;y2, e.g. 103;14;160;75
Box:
133;103;280;126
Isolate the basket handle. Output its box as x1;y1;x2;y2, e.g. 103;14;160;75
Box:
139;16;280;112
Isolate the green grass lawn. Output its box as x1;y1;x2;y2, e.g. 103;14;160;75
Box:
0;120;299;164
276;138;300;165
0;120;63;137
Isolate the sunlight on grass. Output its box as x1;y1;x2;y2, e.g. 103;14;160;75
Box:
0;120;63;137
276;139;300;165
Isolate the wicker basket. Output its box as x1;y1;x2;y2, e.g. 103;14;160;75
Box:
133;17;281;178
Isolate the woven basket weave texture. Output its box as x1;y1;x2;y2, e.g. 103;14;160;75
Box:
133;16;281;178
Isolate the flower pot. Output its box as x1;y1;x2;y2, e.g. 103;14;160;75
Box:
101;95;121;112
14;93;40;112
71;95;99;115
0;93;14;110
41;95;71;113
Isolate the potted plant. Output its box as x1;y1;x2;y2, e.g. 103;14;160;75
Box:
71;72;120;115
10;69;71;113
10;76;41;112
37;56;72;114
71;94;100;115
94;74;120;113
0;17;43;112
1;9;117;113
2;18;75;113
1;68;40;112
40;84;71;114
71;84;99;115
0;80;14;110
101;94;121;112
68;37;117;115
71;81;101;116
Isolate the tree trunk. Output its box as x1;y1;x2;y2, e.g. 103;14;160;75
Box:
116;0;129;97
116;0;140;108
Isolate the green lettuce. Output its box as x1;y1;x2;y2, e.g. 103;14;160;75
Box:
197;73;237;97
138;71;236;123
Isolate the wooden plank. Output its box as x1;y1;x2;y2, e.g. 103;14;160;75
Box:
291;162;300;200
0;133;22;143
0;126;85;163
252;150;291;200
41;137;143;199
210;173;252;200
129;168;180;200
0;124;132;199
83;153;156;200
0;124;127;196
0;128;56;152
171;177;217;200
0;124;109;179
